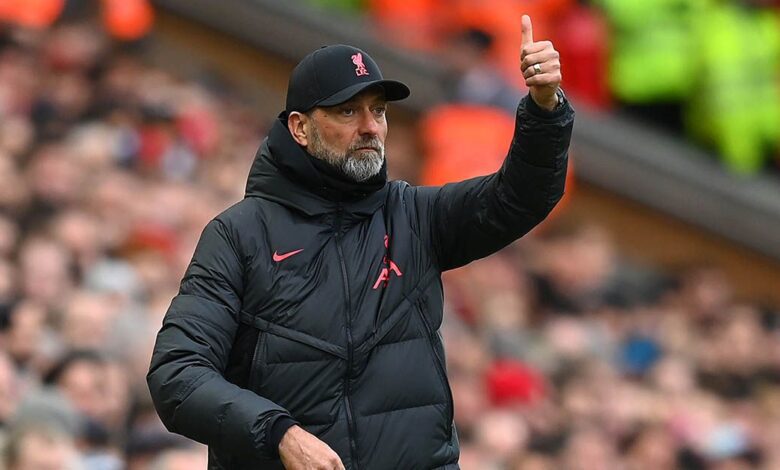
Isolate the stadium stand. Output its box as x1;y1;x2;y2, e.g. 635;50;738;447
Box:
0;1;779;468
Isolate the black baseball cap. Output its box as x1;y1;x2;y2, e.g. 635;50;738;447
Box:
285;45;410;113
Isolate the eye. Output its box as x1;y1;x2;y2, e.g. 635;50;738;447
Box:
373;106;387;116
341;107;355;116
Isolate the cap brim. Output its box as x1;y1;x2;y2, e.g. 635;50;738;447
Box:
315;80;410;108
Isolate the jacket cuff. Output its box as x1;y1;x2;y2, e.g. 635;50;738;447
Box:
268;415;298;456
522;90;569;120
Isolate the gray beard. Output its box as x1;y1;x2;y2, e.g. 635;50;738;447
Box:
308;125;385;182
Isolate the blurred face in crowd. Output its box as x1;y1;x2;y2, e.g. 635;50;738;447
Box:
62;291;117;350
562;428;617;470
54;355;132;432
19;237;73;307
6;427;80;470
150;448;209;470
0;214;19;258
715;306;766;371
450;374;488;434
458;443;500;470
541;225;616;296
0;116;34;157
101;360;131;430
43;24;105;71
0;152;30;212
289;88;388;182
88;170;140;251
0;259;16;302
6;301;47;367
130;252;175;299
20;238;71;305
0;352;20;423
652;356;696;395
51;210;104;269
26;145;86;207
48;72;93;120
680;265;732;318
475;410;529;462
56;358;106;420
512;453;558;470
626;426;677;470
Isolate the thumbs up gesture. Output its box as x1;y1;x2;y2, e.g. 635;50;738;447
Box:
520;15;562;111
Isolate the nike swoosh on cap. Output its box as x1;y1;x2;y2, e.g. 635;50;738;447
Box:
273;249;304;262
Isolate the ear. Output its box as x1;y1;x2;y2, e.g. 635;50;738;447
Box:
287;111;309;147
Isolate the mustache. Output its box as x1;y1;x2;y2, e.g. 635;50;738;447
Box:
348;137;384;153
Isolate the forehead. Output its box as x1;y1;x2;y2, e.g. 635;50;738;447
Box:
329;87;387;108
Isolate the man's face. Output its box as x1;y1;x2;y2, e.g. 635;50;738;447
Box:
301;88;388;182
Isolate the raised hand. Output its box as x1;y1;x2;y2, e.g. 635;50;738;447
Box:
520;15;562;111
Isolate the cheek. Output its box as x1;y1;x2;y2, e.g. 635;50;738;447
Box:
318;123;351;150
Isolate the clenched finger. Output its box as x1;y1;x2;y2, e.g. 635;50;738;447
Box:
521;49;559;71
520;40;553;60
522;60;561;79
525;72;562;87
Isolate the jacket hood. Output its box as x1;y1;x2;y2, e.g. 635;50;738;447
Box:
245;113;388;217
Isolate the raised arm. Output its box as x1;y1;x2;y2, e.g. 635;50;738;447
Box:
412;15;574;271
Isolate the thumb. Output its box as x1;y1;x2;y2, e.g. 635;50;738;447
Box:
521;14;534;47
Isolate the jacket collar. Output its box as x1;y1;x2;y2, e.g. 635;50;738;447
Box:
244;113;388;218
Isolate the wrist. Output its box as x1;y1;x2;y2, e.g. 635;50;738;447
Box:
271;417;299;455
530;88;561;111
525;88;567;119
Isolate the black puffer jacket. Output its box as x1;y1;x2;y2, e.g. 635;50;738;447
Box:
147;94;574;469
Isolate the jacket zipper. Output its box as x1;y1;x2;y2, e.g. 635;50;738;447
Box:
334;207;359;469
417;300;455;441
247;330;264;391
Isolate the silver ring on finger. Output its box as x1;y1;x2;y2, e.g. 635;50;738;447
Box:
533;63;542;75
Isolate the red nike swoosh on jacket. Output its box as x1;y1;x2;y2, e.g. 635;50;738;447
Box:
272;249;304;262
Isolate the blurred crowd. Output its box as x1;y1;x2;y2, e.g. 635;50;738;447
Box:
1;10;780;470
0;20;260;469
308;0;780;177
442;225;780;469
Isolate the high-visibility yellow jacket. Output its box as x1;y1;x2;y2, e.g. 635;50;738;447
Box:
597;0;709;103
687;4;780;174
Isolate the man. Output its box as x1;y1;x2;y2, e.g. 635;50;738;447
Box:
148;15;573;470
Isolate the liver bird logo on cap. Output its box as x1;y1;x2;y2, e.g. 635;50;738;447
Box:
351;53;369;77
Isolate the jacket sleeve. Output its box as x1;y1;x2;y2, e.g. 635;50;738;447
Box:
412;94;574;271
146;218;291;458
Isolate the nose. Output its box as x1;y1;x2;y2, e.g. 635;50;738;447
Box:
357;108;380;137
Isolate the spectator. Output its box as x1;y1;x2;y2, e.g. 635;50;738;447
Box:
148;447;208;470
441;28;522;114
2;422;83;470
